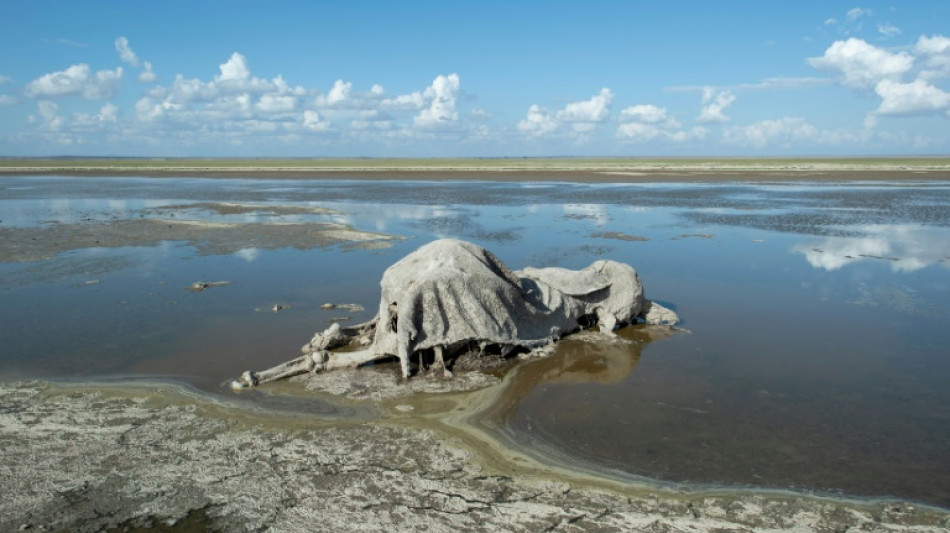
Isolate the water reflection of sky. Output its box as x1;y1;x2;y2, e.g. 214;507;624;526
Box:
2;175;949;503
792;224;950;272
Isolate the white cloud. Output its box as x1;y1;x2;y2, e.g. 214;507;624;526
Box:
793;225;950;272
312;79;387;110
414;73;460;128
808;38;913;89
877;23;901;39
217;52;250;82
916;34;950;80
873;79;950;116
381;91;425;110
518;88;613;137
620;104;672;125
134;52;306;122
115;37;139;66
72;103;120;127
139;61;157;83
29;101;64;131
315;79;352;107
916;34;950;57
517;104;559;137
824;18;838;26
257;93;298;113
697;88;736;123
723;117;818;148
25;63;124;99
98;102;119;122
302;110;330;132
556;88;612;123
327;79;351;105
616;104;702;143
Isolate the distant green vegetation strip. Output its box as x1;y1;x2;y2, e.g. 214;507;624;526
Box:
1;157;948;171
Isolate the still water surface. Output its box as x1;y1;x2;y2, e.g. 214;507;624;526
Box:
1;176;948;505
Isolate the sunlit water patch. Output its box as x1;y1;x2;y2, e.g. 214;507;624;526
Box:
0;175;948;506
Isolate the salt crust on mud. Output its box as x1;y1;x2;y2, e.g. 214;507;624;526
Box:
2;382;948;532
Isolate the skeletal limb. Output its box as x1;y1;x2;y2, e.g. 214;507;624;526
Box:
231;348;380;390
398;342;411;378
434;345;453;378
231;354;320;390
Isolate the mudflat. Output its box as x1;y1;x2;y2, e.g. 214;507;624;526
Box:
2;156;949;182
2;169;949;531
4;377;949;533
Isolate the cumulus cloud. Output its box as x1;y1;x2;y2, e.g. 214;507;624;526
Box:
25;63;124;100
616;104;703;143
556;88;613;123
414;74;461;128
134;53;306;122
916;34;950;80
257;93;298;113
518;88;613;137
72;103;120;127
697;88;736;123
620;104;673;125
33;101;64;130
723;117;818;148
381;90;425;110
326;79;351;105
217;52;251;82
115;37;139;66
302;110;331;132
517;104;559;137
873;79;950;116
808;38;913;89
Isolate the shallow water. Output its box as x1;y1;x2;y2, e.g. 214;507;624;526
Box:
1;175;948;506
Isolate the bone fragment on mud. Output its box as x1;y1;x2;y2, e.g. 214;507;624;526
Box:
187;280;231;292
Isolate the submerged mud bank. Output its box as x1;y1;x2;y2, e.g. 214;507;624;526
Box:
2;380;948;532
0;214;398;263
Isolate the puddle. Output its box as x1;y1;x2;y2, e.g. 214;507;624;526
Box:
1;175;948;506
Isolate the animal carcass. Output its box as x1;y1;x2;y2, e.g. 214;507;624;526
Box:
231;239;677;389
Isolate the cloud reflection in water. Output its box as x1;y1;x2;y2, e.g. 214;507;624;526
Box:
792;224;950;272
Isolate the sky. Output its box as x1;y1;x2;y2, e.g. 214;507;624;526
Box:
1;1;948;157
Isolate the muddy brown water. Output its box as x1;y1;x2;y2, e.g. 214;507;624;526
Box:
1;175;948;506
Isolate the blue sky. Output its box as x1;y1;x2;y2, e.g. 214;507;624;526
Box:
1;1;948;157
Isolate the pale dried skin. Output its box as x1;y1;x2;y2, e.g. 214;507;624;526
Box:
235;239;679;389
